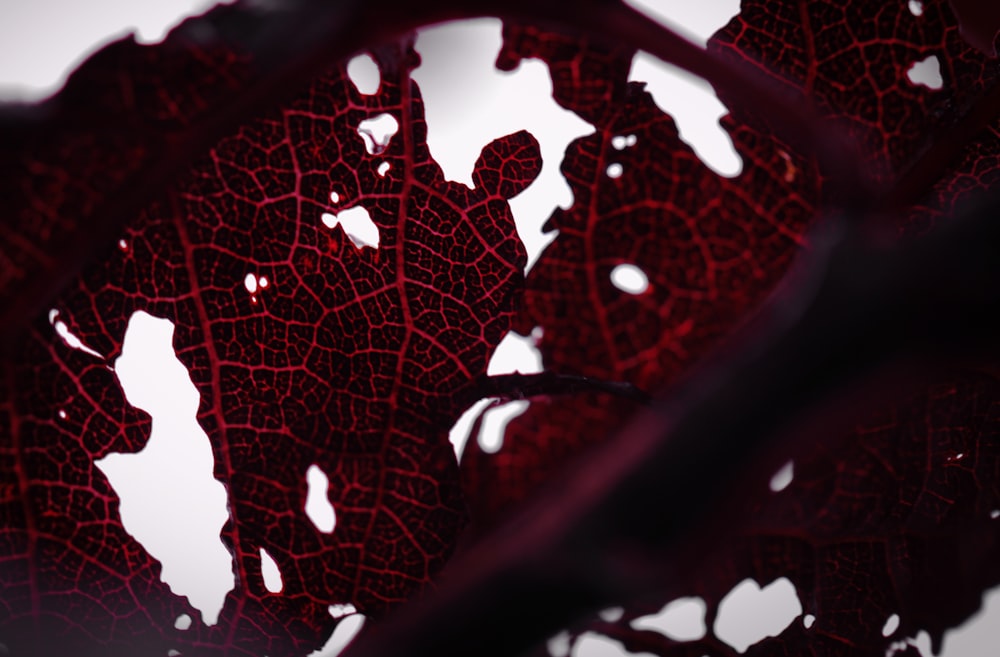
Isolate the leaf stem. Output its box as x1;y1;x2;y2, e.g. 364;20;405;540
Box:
473;372;651;405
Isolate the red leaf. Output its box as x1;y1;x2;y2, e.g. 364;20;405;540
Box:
462;2;1000;655
3;0;1000;655
1;28;540;657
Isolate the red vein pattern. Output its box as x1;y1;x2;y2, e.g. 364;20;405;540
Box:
462;2;1000;655
1;37;540;656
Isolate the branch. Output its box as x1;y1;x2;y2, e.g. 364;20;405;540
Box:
472;372;651;405
343;196;1000;657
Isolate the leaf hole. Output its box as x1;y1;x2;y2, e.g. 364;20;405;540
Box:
714;577;802;653
571;633;632;657
307;612;366;657
991;509;999;519
329;603;357;619
357;113;399;155
305;464;337;534
769;460;794;492
908;0;924;16
57;409;67;420
610;264;650;294
546;630;571;657
488;330;544;376
883;613;901;637
174;614;192;631
476;400;529;453
330;190;341;204
606;163;624;178
260;547;283;593
48;309;103;358
906;56;943;90
599;607;624;622
448;398;493;460
629;50;743;177
412;19;593;273
96;311;234;626
631;596;707;641
377;161;391;177
803;614;816;628
322;206;380;249
118;239;128;251
346;53;380;95
886;630;932;657
611;134;638;150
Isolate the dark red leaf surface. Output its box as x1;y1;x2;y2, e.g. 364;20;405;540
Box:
462;1;1000;655
0;29;540;657
3;0;1000;655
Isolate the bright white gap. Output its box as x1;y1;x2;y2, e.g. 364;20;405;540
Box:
413;19;594;273
991;510;1000;519
631;596;707;642
305;464;337;533
599;606;625;622
95;311;234;626
624;0;741;178
0;0;232;101
571;633;637;657
377;161;391;177
309;613;366;657
48;309;104;359
346;53;380;95
907;56;943;90
611;134;638;150
803;614;816;629
610;264;650;295
714;577;802;653
882;613;900;637
321;206;380;249
887;631;932;657
940;585;1000;657
260;547;283;593
357;114;399;155
769;460;794;492
446;328;544;458
328;603;357;619
629;53;742;177
908;0;924;17
474;328;546;453
243;273;259;294
547;630;571;657
448;398;493;460
477;400;529;453
174;614;192;631
606;163;624;179
625;0;741;48
487;330;544;376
